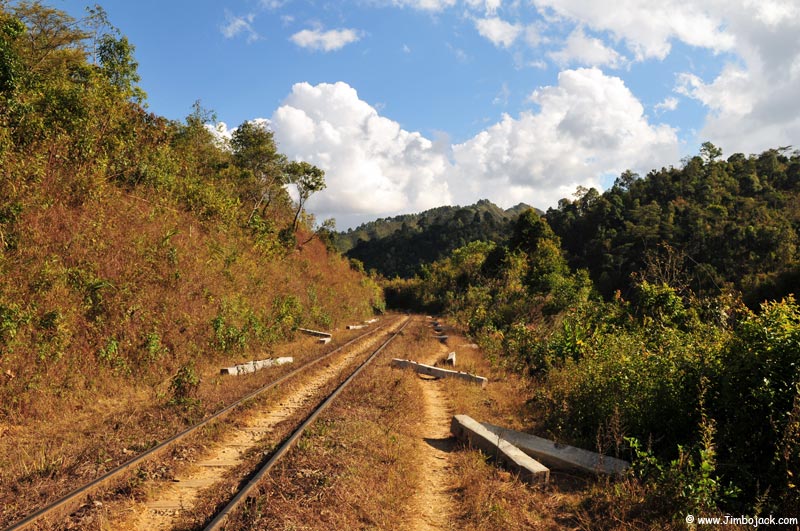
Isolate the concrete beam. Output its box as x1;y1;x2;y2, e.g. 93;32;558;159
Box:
220;357;293;376
445;351;456;366
480;422;630;475
451;415;549;485
390;358;487;388
318;337;332;344
364;318;379;324
346;324;366;330
433;335;448;343
298;328;332;338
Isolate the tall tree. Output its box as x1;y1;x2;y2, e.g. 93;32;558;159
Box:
230;120;286;221
284;160;325;232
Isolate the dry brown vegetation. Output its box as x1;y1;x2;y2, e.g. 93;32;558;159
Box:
0;135;383;528
214;317;736;531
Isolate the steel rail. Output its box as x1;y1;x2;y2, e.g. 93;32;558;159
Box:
3;320;395;531
203;316;412;531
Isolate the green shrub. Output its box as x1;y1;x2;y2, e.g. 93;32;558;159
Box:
713;297;800;510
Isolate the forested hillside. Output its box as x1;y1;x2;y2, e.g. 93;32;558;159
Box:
387;147;800;522
547;142;800;305
335;199;537;278
0;3;382;419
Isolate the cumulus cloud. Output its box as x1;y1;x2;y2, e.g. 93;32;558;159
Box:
220;11;259;43
549;27;625;68
257;75;677;226
674;2;800;153
525;0;800;158
451;68;679;208
269;82;453;224
290;27;361;52
654;96;679;113
474;17;522;48
531;0;735;60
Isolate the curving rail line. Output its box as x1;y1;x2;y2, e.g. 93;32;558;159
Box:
203;316;411;531
3;318;403;531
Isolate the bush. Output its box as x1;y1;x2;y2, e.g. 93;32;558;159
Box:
713;297;800;511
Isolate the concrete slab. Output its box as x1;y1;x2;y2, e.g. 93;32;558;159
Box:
480;422;630;475
298;328;332;338
451;415;549;485
346;324;366;330
445;351;456;366
318;337;332;344
220;357;293;376
390;358;487;388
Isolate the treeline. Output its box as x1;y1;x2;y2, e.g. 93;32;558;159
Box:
386;147;800;522
548;142;800;306
335;199;536;278
0;3;381;419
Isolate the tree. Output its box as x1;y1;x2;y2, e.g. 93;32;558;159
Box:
284;160;325;232
700;141;722;163
0;13;25;93
230;120;285;221
97;33;144;102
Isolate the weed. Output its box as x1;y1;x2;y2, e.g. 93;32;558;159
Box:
169;363;201;410
97;337;129;375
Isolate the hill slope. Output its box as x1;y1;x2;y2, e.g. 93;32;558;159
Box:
335;199;539;278
0;2;382;420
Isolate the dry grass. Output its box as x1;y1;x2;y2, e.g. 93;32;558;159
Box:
219;322;426;531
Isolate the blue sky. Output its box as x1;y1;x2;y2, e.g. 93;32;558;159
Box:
54;0;800;228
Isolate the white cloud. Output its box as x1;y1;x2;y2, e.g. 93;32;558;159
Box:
290;27;361;52
269;82;453;224
220;11;259;43
654;96;678;113
674;2;800;153
260;75;677;226
526;0;800;156
465;0;502;14
531;0;735;61
386;0;457;11
451;68;679;208
549;27;625;68
474;17;523;48
403;43;412;53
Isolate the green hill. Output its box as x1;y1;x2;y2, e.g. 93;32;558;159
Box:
335;199;539;278
546;144;800;305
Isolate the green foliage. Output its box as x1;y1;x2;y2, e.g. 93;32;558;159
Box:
97;33;144;102
714;297;800;509
169;362;200;409
546;145;800;305
0;300;28;346
0;13;25;93
337;199;538;278
634;281;688;326
285;160;325;232
627;408;740;518
97;336;128;374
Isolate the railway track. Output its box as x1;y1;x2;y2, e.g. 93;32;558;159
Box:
3;316;409;531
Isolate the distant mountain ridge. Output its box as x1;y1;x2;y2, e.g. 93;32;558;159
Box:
335;199;540;278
